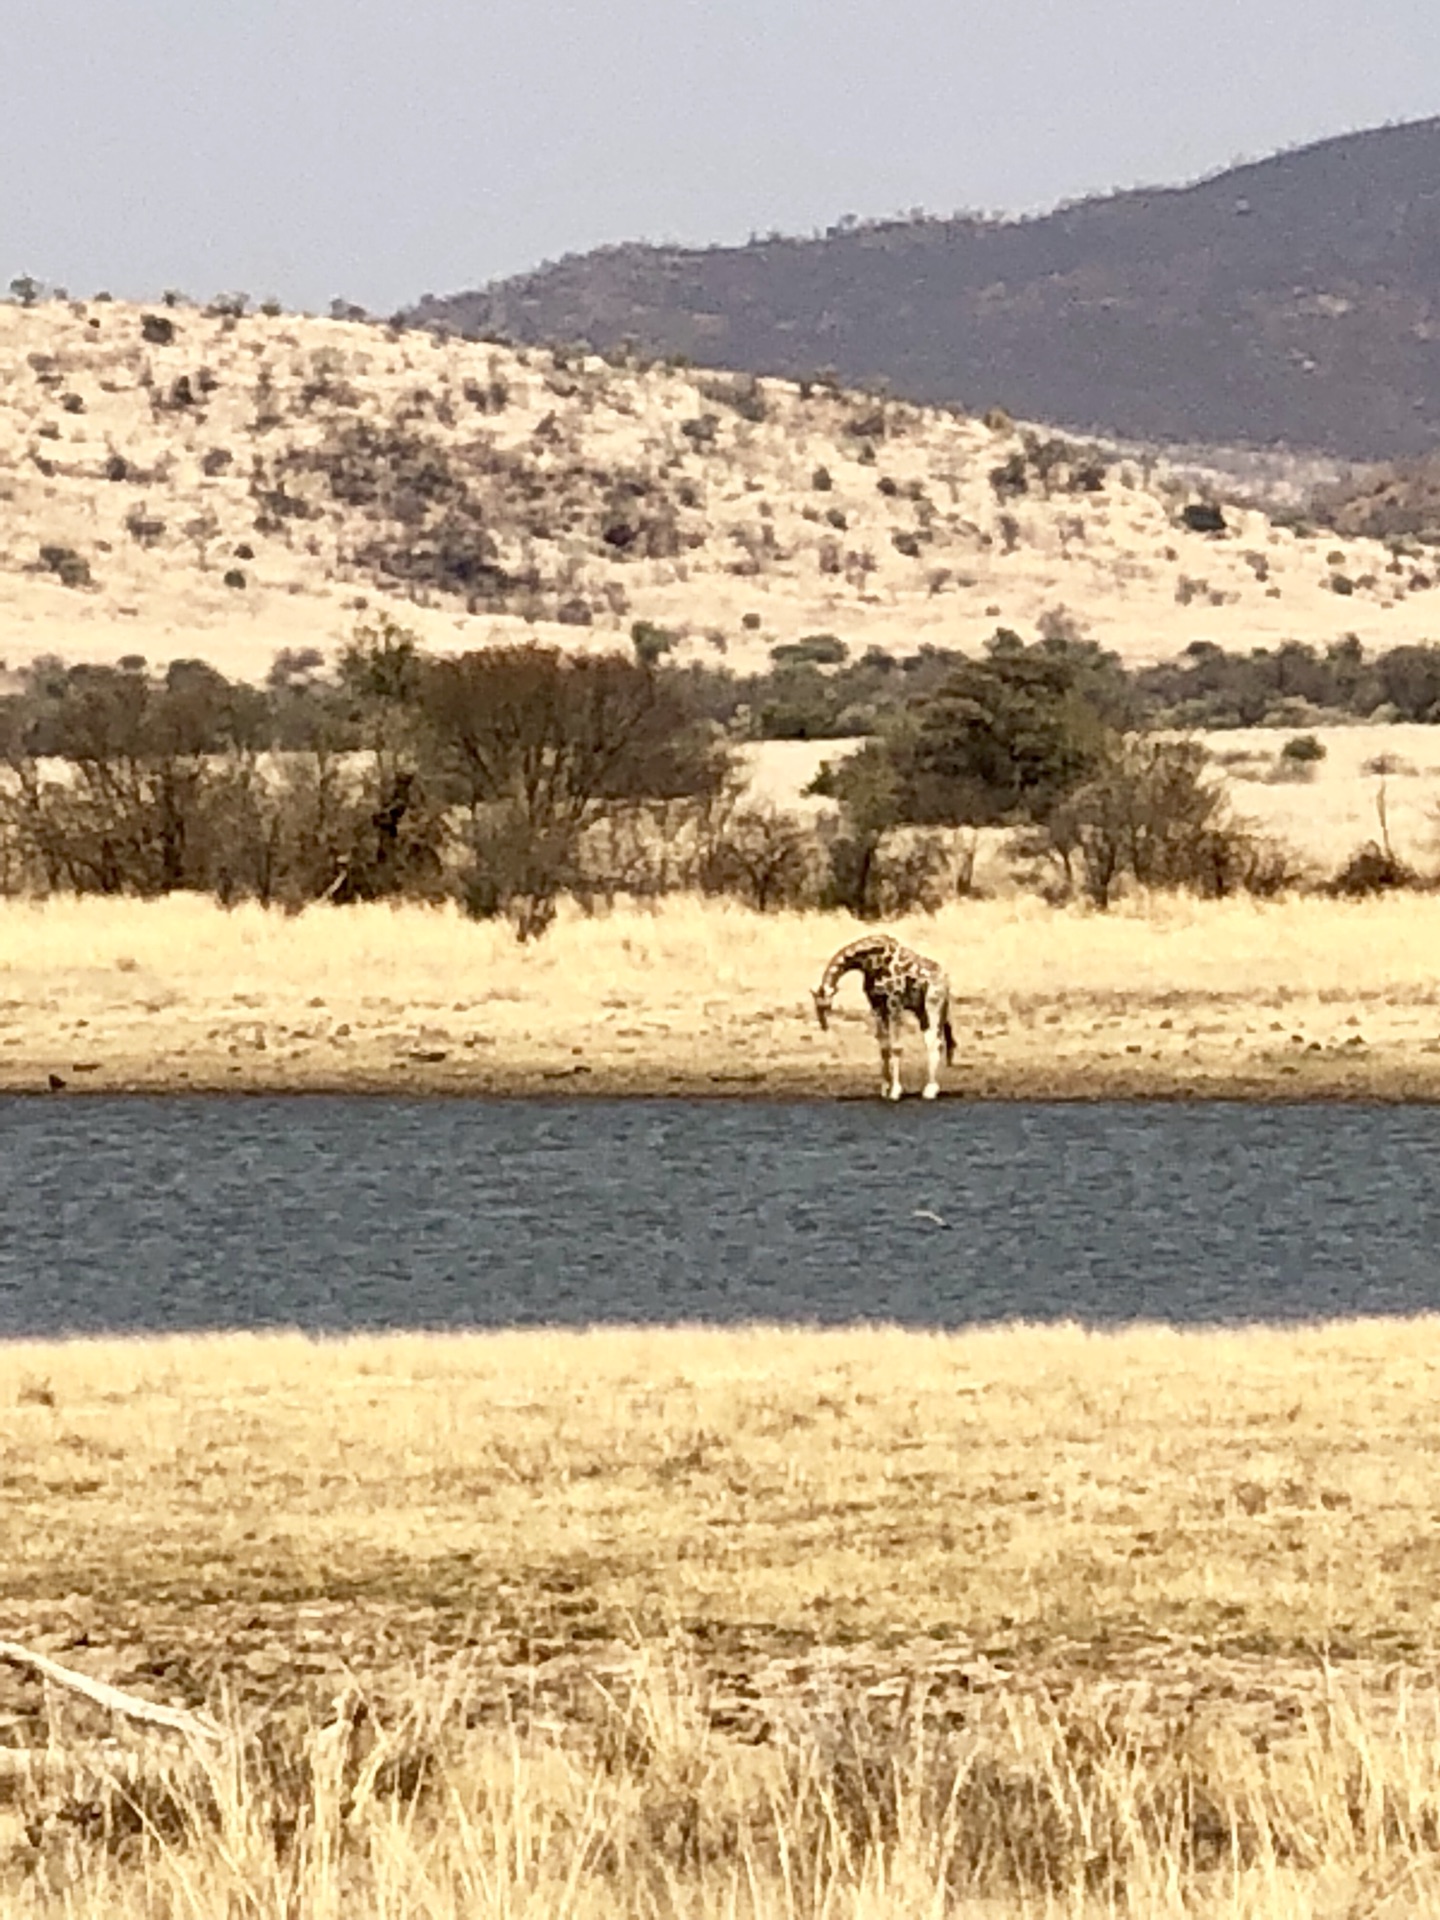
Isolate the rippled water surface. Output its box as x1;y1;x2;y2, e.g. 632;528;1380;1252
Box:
1;1097;1437;1335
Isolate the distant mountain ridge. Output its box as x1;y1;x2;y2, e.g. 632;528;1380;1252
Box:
408;119;1440;461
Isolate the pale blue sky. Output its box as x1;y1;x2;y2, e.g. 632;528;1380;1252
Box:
6;0;1439;314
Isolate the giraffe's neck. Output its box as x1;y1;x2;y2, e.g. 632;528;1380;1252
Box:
819;936;895;997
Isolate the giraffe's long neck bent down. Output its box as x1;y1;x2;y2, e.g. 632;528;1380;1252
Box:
816;948;862;1002
812;936;897;1029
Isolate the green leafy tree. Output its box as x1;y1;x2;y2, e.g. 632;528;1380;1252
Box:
890;631;1123;826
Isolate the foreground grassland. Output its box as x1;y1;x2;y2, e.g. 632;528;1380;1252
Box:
7;890;1440;1100
5;1322;1440;1914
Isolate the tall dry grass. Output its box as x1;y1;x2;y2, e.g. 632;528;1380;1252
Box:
7;1319;1440;1656
3;1323;1440;1911
13;1647;1440;1916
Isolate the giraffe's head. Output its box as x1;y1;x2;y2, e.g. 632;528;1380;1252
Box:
811;985;833;1031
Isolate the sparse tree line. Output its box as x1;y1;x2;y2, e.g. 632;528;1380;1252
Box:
0;622;1433;934
726;627;1440;740
0;625;725;939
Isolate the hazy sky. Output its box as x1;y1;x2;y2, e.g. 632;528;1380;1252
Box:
6;0;1439;315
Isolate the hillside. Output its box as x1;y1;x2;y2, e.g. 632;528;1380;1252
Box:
410;119;1440;462
1;298;1438;685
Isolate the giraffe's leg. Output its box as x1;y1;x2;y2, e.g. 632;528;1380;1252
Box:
875;1012;901;1100
922;1018;942;1100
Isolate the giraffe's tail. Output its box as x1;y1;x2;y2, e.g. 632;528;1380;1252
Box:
942;1012;957;1066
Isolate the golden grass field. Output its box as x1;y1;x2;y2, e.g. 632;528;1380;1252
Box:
6;886;1440;1100
4;1320;1440;1914
1201;721;1440;870
1;299;1433;686
752;719;1440;878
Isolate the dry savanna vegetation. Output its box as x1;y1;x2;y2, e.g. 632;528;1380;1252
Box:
0;1319;1438;1915
9;294;1440;976
11;289;1440;1920
7;889;1440;1099
3;295;1438;685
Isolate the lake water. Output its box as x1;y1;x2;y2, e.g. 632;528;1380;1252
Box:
1;1097;1437;1336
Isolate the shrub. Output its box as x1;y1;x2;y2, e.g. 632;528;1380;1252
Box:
698;374;767;423
1280;732;1327;767
697;806;818;911
37;545;91;588
140;312;177;346
325;766;448;906
819;828;951;919
1041;737;1281;908
267;418;519;607
884;632;1124;828
846;408;887;440
124;507;166;547
770;634;847;668
458;807;574;941
421;643;727;838
989;453;1028;499
631;620;677;666
1181;501;1227;535
1328;842;1424;897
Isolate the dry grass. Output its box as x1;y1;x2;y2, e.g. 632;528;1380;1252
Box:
5;888;1440;1097
1;299;1431;684
747;718;1440;883
4;1319;1439;1656
5;1321;1440;1913
1203;722;1440;870
17;1653;1440;1918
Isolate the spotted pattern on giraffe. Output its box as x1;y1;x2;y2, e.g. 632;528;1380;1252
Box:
811;933;957;1100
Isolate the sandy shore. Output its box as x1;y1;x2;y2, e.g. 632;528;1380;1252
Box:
6;890;1440;1101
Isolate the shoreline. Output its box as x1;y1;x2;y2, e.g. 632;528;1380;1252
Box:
13;1052;1440;1101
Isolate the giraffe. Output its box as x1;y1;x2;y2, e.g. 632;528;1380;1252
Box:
811;933;957;1101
